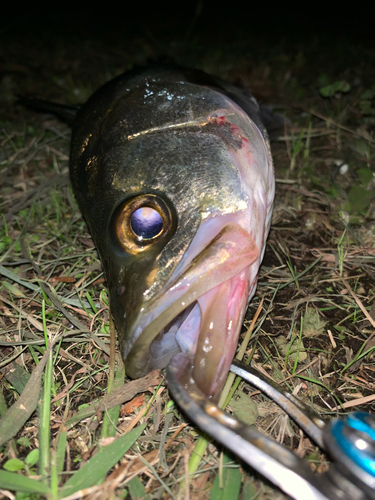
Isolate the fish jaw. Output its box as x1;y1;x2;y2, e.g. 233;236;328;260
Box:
192;269;250;399
117;222;258;401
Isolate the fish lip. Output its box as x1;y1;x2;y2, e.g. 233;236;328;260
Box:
122;222;259;398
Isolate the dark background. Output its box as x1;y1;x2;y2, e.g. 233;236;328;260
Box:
2;2;374;123
2;3;374;40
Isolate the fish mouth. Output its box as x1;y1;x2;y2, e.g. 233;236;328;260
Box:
122;222;259;401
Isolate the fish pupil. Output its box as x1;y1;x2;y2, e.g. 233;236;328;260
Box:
130;207;163;239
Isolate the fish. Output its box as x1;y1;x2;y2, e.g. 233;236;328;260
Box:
22;65;275;401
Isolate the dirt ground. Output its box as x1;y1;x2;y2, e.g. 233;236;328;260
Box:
1;7;375;500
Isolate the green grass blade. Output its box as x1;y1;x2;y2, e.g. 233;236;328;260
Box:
56;430;68;477
99;352;126;485
85;291;98;314
187;432;210;480
50;449;59;500
60;423;146;498
0;470;51;494
210;452;241;500
38;308;53;478
0;341;54;447
101;356;126;439
49;431;67;499
127;476;151;499
0;264;94;309
0;389;7;417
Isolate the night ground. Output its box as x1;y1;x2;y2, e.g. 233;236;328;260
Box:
1;5;375;499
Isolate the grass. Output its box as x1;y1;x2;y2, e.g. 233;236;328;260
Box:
1;27;375;500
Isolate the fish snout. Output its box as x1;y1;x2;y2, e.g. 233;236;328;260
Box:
122;223;259;400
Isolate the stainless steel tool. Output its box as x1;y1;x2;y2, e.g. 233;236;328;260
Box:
167;356;375;500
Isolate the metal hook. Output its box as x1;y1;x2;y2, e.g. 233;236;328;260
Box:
166;355;375;500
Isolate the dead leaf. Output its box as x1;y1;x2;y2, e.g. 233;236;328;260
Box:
49;276;76;283
120;394;145;416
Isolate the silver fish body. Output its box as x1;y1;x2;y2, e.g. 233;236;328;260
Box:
70;66;275;400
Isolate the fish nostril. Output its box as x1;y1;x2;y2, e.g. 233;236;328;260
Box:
130;207;163;240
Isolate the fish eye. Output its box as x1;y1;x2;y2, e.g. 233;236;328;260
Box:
113;194;175;254
130;207;163;240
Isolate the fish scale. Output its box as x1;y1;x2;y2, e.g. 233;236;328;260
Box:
20;65;275;400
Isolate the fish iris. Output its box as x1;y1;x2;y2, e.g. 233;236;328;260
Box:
130;207;163;239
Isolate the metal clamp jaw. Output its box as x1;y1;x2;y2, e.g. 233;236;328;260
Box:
166;356;375;500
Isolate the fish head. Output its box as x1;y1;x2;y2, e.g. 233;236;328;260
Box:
70;72;274;401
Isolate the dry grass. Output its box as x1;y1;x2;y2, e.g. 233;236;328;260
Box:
1;28;375;500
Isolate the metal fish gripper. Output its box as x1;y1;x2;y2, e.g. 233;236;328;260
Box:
166;356;375;500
